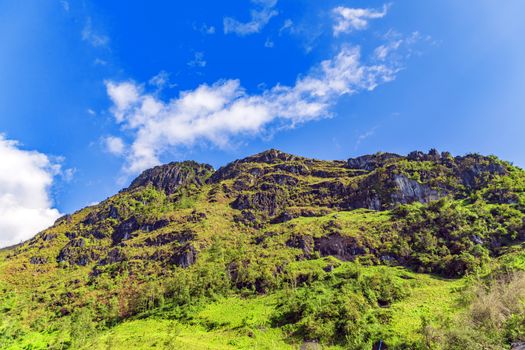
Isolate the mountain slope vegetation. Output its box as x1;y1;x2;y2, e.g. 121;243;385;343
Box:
2;149;525;349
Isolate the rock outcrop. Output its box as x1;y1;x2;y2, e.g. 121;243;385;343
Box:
126;161;214;194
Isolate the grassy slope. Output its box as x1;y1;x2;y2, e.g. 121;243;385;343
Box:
0;204;473;350
1;241;465;350
83;266;464;350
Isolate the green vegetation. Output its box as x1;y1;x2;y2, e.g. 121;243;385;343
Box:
2;149;525;349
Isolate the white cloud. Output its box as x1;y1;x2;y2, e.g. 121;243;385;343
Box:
106;43;403;174
374;31;424;61
332;5;388;36
187;52;207;68
264;37;275;48
224;0;278;36
0;136;62;247
106;81;141;122
87;108;96;116
82;18;109;47
62;168;76;182
104;136;126;156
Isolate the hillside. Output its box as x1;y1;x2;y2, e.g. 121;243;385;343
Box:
2;149;525;349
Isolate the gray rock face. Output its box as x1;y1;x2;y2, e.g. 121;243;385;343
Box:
347;153;401;171
126;161;213;194
30;256;48;265
512;342;525;350
144;230;195;246
98;248;126;266
286;235;314;258
57;238;99;266
239;149;299;164
111;217;170;245
171;244;197;268
314;233;366;261
456;158;507;190
391;175;442;205
232;189;288;217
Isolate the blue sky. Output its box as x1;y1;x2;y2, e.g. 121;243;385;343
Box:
1;0;525;245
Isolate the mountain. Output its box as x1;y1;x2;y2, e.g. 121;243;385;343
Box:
2;149;525;349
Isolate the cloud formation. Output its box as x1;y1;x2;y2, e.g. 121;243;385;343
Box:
0;136;61;247
224;0;278;36
332;5;388;36
106;42;403;174
104;136;126;156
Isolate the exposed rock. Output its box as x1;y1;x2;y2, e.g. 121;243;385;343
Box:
126;161;214;194
273;162;310;176
54;214;72;225
483;188;520;205
140;219;170;233
254;231;277;245
65;232;78;239
82;211;100;225
30;256;48;265
108;205;121;220
391;174;442;205
232;189;288;217
171;244;197;268
261;173;299;187
455;155;507;190
40;233;57;242
144;230;195;246
112;217;140;244
314;233;365;261
240;149;299;164
209;149;301;182
511;342;525;350
407;151;427;162
233;176;256;191
188;210;207;223
57;238;99;266
98;248;126;265
271;211;297;224
347;152;401;171
68;238;86;248
286;235;314;258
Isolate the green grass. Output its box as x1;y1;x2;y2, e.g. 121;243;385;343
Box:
385;271;465;345
88;295;293;350
83;266;466;350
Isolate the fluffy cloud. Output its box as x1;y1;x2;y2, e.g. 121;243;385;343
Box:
106;44;402;174
104;136;126;156
0;136;61;247
224;0;278;36
332;5;388;36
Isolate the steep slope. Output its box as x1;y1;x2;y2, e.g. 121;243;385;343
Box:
2;149;525;349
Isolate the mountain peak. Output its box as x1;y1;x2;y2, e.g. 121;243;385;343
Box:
126;160;214;194
240;149;300;164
